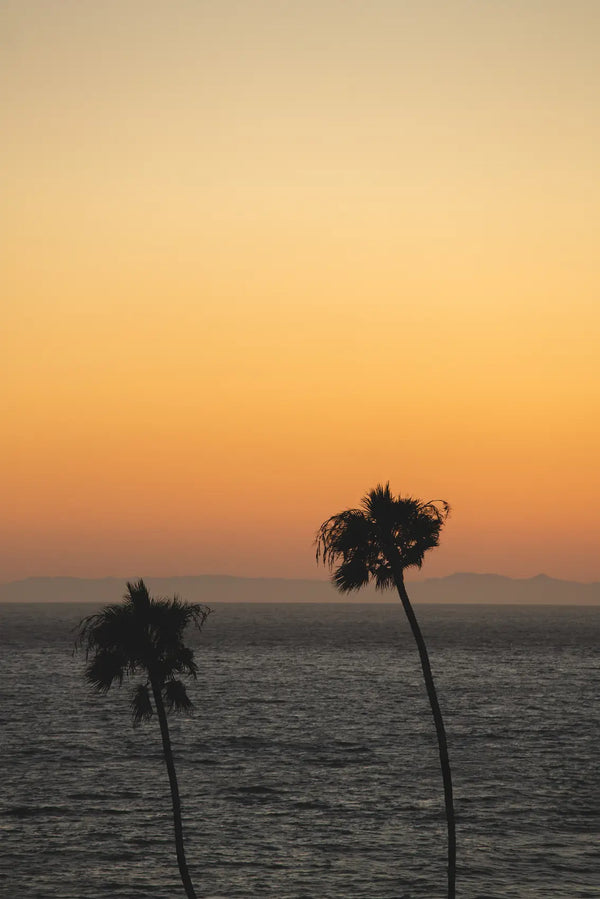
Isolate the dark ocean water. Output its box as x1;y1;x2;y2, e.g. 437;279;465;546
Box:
1;601;598;899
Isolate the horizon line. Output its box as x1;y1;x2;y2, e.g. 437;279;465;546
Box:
2;571;599;587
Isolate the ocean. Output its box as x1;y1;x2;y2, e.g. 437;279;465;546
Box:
1;601;598;898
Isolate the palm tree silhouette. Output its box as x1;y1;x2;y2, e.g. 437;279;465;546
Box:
316;483;455;899
77;579;211;899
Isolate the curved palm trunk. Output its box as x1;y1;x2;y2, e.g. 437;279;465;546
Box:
392;568;456;899
151;683;198;899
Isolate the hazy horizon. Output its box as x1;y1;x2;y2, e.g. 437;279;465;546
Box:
2;570;599;606
2;569;600;586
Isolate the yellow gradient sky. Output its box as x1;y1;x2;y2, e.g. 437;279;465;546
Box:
3;1;599;582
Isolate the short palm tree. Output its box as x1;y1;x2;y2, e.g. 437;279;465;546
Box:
316;483;455;899
77;579;211;899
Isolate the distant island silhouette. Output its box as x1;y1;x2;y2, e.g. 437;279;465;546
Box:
1;573;599;604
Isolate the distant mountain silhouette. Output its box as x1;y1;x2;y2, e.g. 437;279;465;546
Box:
0;573;599;604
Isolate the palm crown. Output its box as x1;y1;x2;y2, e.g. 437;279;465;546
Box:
316;483;450;592
77;579;211;723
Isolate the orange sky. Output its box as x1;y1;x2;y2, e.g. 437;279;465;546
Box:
3;1;600;583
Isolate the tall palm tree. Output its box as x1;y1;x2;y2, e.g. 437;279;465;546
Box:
316;483;455;898
77;579;211;899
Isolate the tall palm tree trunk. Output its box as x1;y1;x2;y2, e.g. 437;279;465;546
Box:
393;570;456;899
151;683;198;899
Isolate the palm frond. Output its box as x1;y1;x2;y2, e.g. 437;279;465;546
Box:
164;679;193;713
78;603;140;658
373;565;395;591
169;645;198;678
125;578;151;610
85;649;127;693
332;557;371;592
315;509;372;565
131;683;154;725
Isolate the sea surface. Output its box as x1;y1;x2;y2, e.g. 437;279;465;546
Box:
1;601;598;899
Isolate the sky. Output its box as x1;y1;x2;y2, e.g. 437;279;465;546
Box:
3;0;599;584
